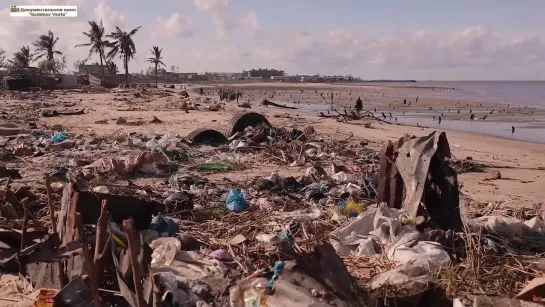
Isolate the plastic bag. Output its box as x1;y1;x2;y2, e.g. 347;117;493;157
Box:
51;133;68;143
226;189;250;212
229;278;269;307
337;198;366;217
150;215;180;236
150;237;182;266
331;171;354;182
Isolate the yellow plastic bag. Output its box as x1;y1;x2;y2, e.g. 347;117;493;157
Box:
343;198;365;217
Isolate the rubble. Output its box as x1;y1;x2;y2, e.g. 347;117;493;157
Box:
0;90;543;307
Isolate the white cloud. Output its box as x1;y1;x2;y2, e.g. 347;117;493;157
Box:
0;0;130;71
194;0;236;37
235;25;545;78
1;0;544;80
193;0;258;38
152;13;195;38
94;1;126;30
239;10;259;38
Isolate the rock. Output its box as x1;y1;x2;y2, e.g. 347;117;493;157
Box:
150;116;163;124
303;125;315;136
116;117;127;125
488;170;502;180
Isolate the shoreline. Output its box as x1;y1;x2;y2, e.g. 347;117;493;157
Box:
203;82;545;144
1;83;544;207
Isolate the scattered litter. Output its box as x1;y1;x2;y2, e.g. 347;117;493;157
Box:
51;132;68;143
225;188;250;212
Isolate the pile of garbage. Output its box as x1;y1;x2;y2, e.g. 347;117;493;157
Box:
1;109;544;306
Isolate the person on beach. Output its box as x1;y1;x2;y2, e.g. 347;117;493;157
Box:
355;97;363;113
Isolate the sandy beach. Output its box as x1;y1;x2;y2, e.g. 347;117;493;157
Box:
1;82;539;208
1;81;545;305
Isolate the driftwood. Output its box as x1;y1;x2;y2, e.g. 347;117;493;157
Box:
75;213;102;307
319;110;392;125
123;219;146;307
41;108;85;117
262;99;298;109
94;200;111;285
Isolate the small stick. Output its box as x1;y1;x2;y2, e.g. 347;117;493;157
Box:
1;177;12;217
93;200;111;285
45;175;67;287
20;201;28;250
123;219;146;307
19;201;28;276
75;213;102;307
45;176;57;233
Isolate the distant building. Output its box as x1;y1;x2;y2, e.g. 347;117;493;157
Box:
243;68;285;79
271;75;301;82
78;64;115;76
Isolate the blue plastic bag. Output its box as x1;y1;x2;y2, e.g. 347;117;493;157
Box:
51;133;68;143
225;189;249;212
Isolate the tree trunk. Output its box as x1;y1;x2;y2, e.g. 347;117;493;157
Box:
124;56;128;84
154;63;158;87
99;53;105;86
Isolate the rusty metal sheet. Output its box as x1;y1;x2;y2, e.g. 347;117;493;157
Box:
378;132;462;231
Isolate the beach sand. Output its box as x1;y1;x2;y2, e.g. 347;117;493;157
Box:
10;82;540;209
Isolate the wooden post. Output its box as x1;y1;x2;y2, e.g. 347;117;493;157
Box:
44;176;57;232
123;219;146;307
93;200;110;285
45;176;68;287
74;213;102;307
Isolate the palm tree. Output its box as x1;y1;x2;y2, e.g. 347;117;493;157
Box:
75;20;111;84
33;30;62;62
107;61;118;74
8;46;33;68
146;46;165;87
106;26;141;84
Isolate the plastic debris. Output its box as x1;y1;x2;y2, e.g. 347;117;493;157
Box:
208;249;234;262
150;215;180;236
150;237;182;266
34;288;58;307
333;197;366;217
190;162;232;171
226;189;250;212
51;132;68;143
268;261;285;292
92;186;109;193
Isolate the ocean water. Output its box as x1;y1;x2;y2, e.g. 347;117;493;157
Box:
362;81;545;107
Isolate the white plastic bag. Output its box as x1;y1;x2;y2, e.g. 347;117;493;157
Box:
150;237;182;266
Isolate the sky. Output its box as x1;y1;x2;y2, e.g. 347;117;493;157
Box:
1;0;545;80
